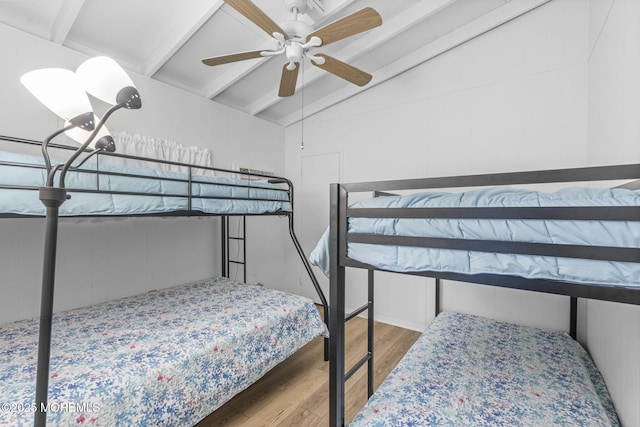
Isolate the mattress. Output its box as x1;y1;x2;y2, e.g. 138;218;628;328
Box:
0;277;327;426
349;311;619;426
0;149;292;216
310;187;640;287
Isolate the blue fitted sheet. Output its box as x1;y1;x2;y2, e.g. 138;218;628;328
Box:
310;187;640;287
0;150;292;216
0;277;327;426
350;311;619;426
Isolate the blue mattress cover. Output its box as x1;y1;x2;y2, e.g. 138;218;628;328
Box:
0;277;327;426
0;150;292;216
310;187;640;287
350;311;619;426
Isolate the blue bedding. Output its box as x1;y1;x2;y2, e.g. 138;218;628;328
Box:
310;187;640;287
350;311;619;426
0;277;327;426
0;150;291;216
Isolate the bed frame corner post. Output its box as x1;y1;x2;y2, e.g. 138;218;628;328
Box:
367;269;375;398
435;278;441;316
329;183;347;427
570;296;577;339
221;215;228;278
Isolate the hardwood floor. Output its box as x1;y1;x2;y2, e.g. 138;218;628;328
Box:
196;311;421;426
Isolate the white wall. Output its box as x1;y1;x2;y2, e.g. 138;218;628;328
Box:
0;23;287;322
585;0;640;425
285;0;639;424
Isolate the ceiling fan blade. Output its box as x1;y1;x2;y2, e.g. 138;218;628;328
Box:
306;7;382;47
202;50;264;66
311;54;372;87
224;0;288;39
278;63;299;97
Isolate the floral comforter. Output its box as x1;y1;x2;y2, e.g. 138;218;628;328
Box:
350;311;619;426
0;277;327;426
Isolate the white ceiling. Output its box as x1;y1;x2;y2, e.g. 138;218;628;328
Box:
0;0;551;126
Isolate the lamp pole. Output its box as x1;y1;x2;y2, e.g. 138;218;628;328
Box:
33;122;82;427
34;186;67;427
22;57;141;427
32;106;122;427
33;116;97;427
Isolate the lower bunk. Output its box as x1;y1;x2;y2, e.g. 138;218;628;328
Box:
0;276;327;426
349;311;619;426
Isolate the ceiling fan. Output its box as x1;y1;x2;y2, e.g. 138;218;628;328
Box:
202;0;382;97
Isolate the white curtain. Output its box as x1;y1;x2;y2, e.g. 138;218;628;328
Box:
106;131;214;175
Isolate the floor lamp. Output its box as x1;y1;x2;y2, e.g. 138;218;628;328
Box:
21;56;142;427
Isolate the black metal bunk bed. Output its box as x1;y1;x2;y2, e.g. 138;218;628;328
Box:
324;164;640;426
0;134;329;426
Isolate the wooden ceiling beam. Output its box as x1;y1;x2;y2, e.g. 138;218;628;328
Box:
143;0;225;77
50;0;85;44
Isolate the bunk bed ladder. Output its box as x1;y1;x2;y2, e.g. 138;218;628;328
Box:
221;216;247;282
344;270;375;397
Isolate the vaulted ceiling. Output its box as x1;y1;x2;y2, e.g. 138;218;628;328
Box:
0;0;550;126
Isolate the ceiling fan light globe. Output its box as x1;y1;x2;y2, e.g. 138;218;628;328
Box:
285;43;304;63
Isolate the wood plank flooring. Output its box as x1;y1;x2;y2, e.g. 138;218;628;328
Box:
196;310;421;426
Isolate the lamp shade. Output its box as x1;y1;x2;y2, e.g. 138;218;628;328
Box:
20;68;93;121
76;56;139;108
65;115;115;152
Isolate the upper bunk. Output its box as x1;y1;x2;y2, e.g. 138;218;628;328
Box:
315;163;640;306
0;135;293;219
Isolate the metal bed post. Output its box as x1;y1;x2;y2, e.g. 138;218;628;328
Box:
242;216;246;281
329;183;347;427
435;278;441;316
570;296;577;339
221;216;228;278
367;269;375;398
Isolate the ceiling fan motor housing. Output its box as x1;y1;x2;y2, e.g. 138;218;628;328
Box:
281;19;313;40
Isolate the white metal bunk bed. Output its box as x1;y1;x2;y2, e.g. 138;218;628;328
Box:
0;135;328;426
313;165;640;426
